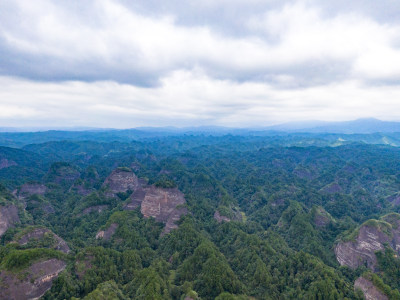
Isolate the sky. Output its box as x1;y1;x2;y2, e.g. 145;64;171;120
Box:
1;0;400;128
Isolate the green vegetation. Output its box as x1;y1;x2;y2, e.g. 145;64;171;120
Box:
1;247;66;271
0;135;400;298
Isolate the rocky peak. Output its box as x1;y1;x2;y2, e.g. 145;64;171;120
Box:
335;215;400;271
125;185;187;234
102;167;140;197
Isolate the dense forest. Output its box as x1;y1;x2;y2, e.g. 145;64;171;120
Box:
0;131;400;299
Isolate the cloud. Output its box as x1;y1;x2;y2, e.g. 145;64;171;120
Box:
1;71;400;128
1;0;400;127
1;0;400;85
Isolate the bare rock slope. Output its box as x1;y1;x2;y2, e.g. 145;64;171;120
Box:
0;259;66;300
96;223;118;240
0;204;19;236
354;277;388;300
335;214;400;270
16;227;70;253
126;185;187;234
18;183;47;199
102;168;140;197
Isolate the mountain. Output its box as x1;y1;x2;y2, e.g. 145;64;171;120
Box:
1;130;400;299
266;118;400;134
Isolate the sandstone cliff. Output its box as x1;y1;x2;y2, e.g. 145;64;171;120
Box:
354;276;388;300
18;183;47;199
125;185;187;234
0;258;66;300
16;227;70;254
96;223;118;240
0;204;20;236
102;168;140;197
335;214;400;271
0;158;17;170
213;207;243;223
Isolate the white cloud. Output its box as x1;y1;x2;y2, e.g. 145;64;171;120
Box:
1;0;399;82
1;0;400;127
1;72;400;128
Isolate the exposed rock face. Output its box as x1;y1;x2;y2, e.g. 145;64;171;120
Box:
0;158;17;170
18;183;47;199
0;204;19;236
387;193;400;206
102;168;140;197
0;258;66;300
125;186;187;234
313;207;333;228
335;219;400;270
354;277;388;300
70;183;94;196
17;228;70;254
82;205;109;215
96;223;118;240
214;211;231;223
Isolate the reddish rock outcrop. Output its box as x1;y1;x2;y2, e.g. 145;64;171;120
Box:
125;186;187;234
214;211;231;223
18;183;47;199
0;158;17;170
17;227;70;253
335;218;400;271
0;204;19;236
102;168;140;197
214;207;243;224
313;207;333;228
387;193;400;206
354;277;388;300
0;258;66;300
96;223;118;240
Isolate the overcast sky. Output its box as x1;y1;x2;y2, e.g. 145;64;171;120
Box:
1;0;400;128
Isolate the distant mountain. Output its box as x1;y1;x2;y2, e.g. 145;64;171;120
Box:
265;118;400;134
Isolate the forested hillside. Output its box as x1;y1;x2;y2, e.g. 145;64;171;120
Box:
1;133;400;299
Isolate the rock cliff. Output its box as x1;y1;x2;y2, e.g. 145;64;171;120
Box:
96;223;118;240
16;227;70;253
102;168;140;197
335;215;400;270
0;204;20;236
0;258;66;300
18;183;47;199
213;208;243;223
0;158;17;170
354;276;388;300
125;185;187;234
